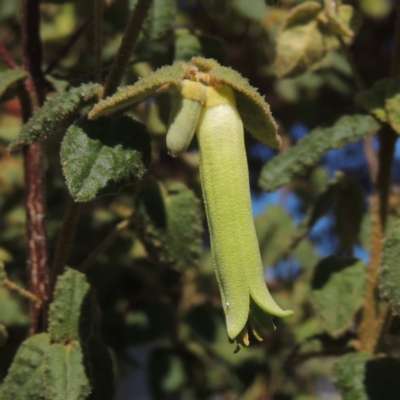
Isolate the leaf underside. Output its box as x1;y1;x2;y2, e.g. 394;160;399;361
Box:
258;114;381;192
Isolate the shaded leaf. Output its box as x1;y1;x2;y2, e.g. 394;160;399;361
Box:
10;83;102;151
380;220;400;315
273;2;326;78
123;299;175;345
174;34;202;62
86;339;115;400
208;65;280;148
185;303;261;365
61;116;151;202
49;269;96;343
143;0;176;39
88;63;187;119
135;178;202;271
332;353;400;400
385;77;400;134
311;256;365;337
44;342;91;400
0;333;51;400
327;5;363;43
232;0;268;22
259;114;381;192
0;69;27;100
148;348;187;400
0;323;7;346
355;78;390;122
0;261;6;283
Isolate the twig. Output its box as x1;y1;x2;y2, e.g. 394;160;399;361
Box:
79;217;132;272
50;197;82;294
21;0;50;335
94;0;103;83
0;41;18;69
2;280;42;304
45;20;92;75
103;0;153;97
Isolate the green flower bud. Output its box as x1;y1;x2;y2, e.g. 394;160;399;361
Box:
166;80;206;157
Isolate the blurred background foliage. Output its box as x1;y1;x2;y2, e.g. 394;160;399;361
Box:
1;0;400;399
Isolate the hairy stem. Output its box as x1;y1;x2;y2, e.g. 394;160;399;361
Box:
21;0;49;335
3;280;42;304
51;197;82;294
0;41;18;69
103;0;153;97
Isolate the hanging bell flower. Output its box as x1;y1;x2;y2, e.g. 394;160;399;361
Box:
89;57;293;349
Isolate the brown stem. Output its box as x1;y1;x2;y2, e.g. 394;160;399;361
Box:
94;0;103;83
50;198;82;294
79;218;132;272
0;42;18;69
103;0;153;97
21;0;50;335
361;128;397;353
45;20;92;75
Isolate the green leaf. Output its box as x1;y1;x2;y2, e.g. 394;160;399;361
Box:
0;69;27;100
0;286;30;326
0;333;51;400
355;78;390;122
380;220;400;315
49;269;96;343
385;77;400;134
332;353;400;400
61;116;151;202
232;0;268;21
208;65;280;148
258;114;381;192
273;2;326;78
9;83;102;151
174;34;202;62
44;342;91;400
88;63;188;119
326;5;363;43
0;323;7;346
311;256;366;337
143;0;176;39
86;339;115;400
135;178;202;271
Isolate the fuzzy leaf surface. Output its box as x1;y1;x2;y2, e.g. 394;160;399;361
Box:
49;269;95;343
135;179;202;271
44;342;91;400
332;353;400;400
10;83;102;151
355;79;390;122
208;65;280;148
311;256;365;337
88;63;187;119
273;2;326;78
61;116;151;202
258;114;381;192
0;333;51;400
380;220;400;315
143;0;176;39
0;69;27;100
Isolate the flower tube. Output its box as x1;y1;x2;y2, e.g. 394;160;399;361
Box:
195;83;293;347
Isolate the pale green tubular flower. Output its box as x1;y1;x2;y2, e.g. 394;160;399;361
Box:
190;82;293;349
